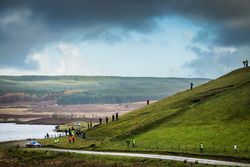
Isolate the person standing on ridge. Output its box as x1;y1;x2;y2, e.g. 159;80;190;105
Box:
116;112;119;121
246;59;249;67
190;82;194;90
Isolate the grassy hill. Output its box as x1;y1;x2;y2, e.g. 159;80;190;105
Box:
82;67;250;158
0;76;208;104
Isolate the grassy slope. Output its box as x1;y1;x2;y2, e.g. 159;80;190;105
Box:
84;67;250;157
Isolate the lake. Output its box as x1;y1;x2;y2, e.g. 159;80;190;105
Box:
0;123;61;142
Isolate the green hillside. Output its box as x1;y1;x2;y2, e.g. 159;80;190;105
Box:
0;76;208;104
84;67;250;158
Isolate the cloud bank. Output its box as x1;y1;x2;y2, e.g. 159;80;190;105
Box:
0;0;250;77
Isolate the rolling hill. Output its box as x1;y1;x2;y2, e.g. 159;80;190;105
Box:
86;67;250;157
0;76;209;104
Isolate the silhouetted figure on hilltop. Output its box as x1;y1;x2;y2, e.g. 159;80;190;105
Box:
246;59;249;67
99;118;102;125
116;112;119;121
190;82;193;90
112;115;115;122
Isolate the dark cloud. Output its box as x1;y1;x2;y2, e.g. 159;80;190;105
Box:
0;0;250;71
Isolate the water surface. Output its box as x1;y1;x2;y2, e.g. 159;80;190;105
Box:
0;123;60;142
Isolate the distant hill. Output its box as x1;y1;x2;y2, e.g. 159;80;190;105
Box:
0;76;209;104
87;67;250;157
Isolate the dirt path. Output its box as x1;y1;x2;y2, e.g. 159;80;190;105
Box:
40;148;250;167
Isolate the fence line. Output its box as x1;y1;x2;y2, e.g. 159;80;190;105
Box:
119;142;250;154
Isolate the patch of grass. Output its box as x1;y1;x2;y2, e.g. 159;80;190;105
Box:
0;148;213;167
39;137;100;149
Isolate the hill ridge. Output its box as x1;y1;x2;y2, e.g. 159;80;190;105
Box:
87;67;250;151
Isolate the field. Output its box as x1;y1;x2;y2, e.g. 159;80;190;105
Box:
0;100;148;124
38;67;250;160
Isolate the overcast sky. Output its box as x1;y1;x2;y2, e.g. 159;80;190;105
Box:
0;0;250;78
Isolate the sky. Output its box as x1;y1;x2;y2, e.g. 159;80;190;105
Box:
0;0;250;78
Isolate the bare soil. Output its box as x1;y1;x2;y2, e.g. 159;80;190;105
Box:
0;100;154;124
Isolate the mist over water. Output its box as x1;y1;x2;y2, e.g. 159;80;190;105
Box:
0;123;59;142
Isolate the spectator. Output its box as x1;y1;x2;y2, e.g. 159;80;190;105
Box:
200;143;204;153
132;138;136;147
190;82;194;90
234;144;238;152
106;117;109;124
116;112;119;121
